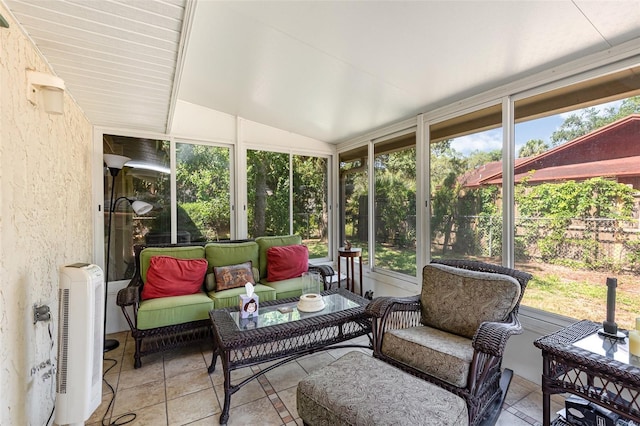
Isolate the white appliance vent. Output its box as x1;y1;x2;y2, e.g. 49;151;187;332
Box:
55;263;104;425
56;287;70;393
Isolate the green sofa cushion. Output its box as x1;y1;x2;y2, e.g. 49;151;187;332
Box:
255;235;302;280
205;241;259;267
137;293;214;330
139;246;206;283
207;284;277;309
204;242;260;290
262;276;307;300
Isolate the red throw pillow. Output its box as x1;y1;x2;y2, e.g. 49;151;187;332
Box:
213;261;255;291
141;256;208;300
266;245;309;282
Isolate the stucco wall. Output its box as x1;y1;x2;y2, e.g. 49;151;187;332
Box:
0;4;93;424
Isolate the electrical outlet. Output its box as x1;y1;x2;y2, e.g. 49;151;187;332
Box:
33;304;51;323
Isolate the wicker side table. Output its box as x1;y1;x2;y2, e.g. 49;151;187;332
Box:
534;320;640;426
338;247;362;296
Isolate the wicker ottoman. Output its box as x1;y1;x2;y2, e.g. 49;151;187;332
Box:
297;351;468;425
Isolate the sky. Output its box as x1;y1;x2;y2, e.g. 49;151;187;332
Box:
449;100;623;157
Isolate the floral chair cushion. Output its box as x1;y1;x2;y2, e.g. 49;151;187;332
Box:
420;263;521;339
381;325;474;388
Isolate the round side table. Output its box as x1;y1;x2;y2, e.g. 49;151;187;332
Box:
338;247;362;296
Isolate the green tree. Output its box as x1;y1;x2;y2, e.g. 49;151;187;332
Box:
518;139;549;157
293;156;328;241
467;149;501;169
374;148;416;247
550;96;640;146
247;150;290;237
516;177;634;267
430;140;468;255
175;144;230;240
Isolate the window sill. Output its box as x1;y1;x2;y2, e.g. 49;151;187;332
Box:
519;305;579;335
367;268;420;294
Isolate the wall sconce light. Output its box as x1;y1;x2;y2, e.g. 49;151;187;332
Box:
26;70;66;115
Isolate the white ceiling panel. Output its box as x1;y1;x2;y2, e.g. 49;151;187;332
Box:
574;0;640;45
5;0;186;134
179;1;423;142
178;0;640;142
5;0;640;141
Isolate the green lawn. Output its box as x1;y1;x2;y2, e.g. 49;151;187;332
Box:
521;269;640;330
308;238;640;329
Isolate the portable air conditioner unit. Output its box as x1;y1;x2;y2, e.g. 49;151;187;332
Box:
55;263;104;426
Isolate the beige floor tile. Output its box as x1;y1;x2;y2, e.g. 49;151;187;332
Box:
511;389;563;424
511;374;540;390
505;374;539;406
348;334;373;346
87;393;115;424
102;370;119;396
122;402;167;426
264;362;309;392
226;395;283;426
495;410;533;426
214;377;266;409
102;332;541;426
166;367;214;400
104;354;123;375
164;350;208;378
326;346;372;360
119;335;165;371
208;363;253;386
130;352;165;372
277;385;299;419
119;342;164;372
164;344;206;360
167;387;220;426
296;352;335;375
112;379;166;417
201;346;215;362
183;415;219;425
118;361;165;390
551;392;566;406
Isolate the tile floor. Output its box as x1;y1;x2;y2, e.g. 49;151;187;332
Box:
88;331;563;426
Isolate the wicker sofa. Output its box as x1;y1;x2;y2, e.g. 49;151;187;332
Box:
117;235;325;368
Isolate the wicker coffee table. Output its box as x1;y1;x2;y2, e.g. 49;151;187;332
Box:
208;288;372;424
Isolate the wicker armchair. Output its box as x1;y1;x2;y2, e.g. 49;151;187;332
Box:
365;259;532;426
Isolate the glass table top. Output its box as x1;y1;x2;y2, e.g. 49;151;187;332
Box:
229;293;360;331
573;331;640;367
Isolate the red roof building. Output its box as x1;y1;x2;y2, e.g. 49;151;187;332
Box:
462;114;640;189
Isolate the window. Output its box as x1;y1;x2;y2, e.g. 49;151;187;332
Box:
339;147;369;264
429;106;503;264
176;142;231;242
514;92;640;329
373;132;417;275
103;135;170;281
423;66;640;329
247;150;290;238
293;155;329;258
247;149;329;258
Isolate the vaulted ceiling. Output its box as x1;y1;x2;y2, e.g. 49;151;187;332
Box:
5;0;640;143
